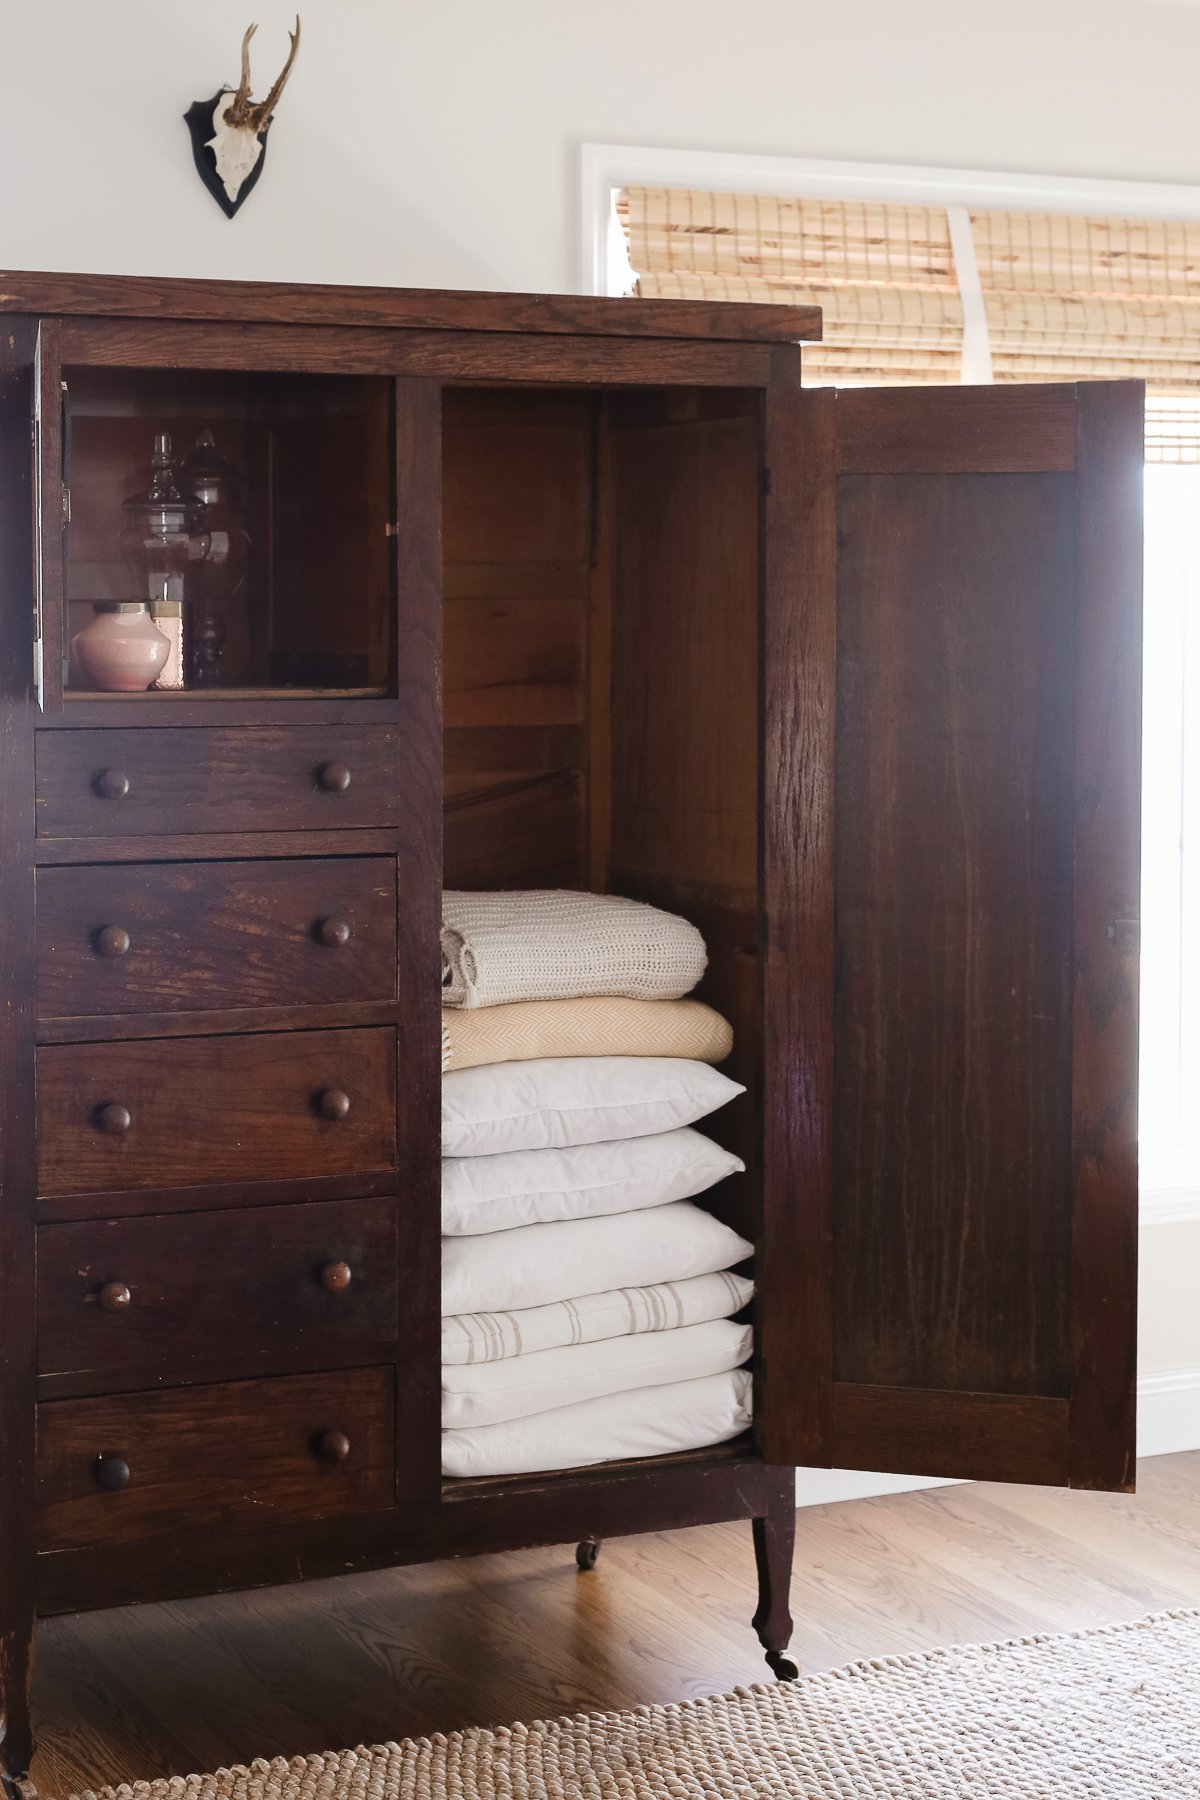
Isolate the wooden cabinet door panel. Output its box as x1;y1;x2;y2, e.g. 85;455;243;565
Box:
36;856;398;1019
35;725;400;838
37;1196;399;1381
37;1365;395;1549
37;1027;397;1197
760;381;1142;1493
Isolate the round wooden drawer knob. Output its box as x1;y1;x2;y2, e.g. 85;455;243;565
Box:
94;1455;131;1492
316;1088;351;1122
94;769;130;800
320;1261;353;1293
318;762;352;793
316;1430;351;1464
318;917;351;948
98;1281;132;1313
95;925;132;958
97;1102;132;1136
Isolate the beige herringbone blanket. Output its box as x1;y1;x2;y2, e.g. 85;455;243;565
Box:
441;891;707;1010
75;1608;1200;1800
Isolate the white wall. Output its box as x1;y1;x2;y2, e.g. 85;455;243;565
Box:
5;0;1200;295
4;0;1198;1478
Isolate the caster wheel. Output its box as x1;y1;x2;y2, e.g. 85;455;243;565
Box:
765;1650;799;1682
2;1776;37;1800
575;1537;600;1571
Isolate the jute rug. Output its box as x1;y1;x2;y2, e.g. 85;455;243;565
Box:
76;1607;1200;1800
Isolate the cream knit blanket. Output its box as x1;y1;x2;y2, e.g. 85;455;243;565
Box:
441;890;707;1010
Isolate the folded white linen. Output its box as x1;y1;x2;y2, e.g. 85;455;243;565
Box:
442;1268;755;1366
441;1368;753;1478
442;1127;744;1236
442;1057;744;1159
442;1319;751;1428
441;889;707;1010
442;1200;753;1317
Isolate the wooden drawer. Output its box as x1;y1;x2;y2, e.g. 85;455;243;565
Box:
37;1366;395;1549
36;857;398;1021
37;1197;399;1382
35;726;399;839
37;1027;397;1198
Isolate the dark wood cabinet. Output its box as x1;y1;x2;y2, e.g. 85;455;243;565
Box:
0;270;1141;1797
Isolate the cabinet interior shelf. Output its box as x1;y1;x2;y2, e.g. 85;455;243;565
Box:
63;687;390;702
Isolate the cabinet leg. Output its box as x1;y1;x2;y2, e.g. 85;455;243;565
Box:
0;1614;37;1800
752;1472;798;1682
575;1537;601;1572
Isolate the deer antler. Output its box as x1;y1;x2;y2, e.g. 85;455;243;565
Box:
223;17;300;133
223;23;259;127
248;16;301;131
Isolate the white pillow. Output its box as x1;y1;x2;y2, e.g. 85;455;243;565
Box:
442;1268;755;1366
442;1368;753;1478
442;1318;751;1429
442;1127;744;1236
441;1199;752;1317
442;1056;744;1158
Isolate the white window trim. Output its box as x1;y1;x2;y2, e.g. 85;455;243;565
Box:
581;143;1200;1231
580;143;1200;298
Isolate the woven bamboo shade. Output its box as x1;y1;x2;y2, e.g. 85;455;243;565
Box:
619;186;1200;457
971;209;1200;459
618;188;964;384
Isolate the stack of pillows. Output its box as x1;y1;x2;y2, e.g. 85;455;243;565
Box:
440;889;754;1479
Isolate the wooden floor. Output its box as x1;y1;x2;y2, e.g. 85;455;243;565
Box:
34;1450;1200;1797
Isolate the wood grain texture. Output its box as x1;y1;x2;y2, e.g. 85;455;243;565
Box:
36;857;397;1020
0;269;821;344
36;726;400;838
37;1196;399;1385
392;378;443;1508
34;828;400;867
36;1171;400;1228
37;999;401;1048
444;598;586;727
36;1451;774;1617
41;698;401;730
36;1028;397;1197
33;318;64;713
835;384;1078;474
58;320;777;389
441;389;592;885
833;467;1077;1398
265;382;394;690
1068;381;1144;1492
831;1385;1069;1485
607;404;761;1211
757;387;836;1469
0;316;39;1784
25;1453;1200;1800
37;1366;396;1552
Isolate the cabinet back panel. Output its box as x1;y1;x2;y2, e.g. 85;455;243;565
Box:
833;471;1075;1397
608;408;761;1229
441;391;593;889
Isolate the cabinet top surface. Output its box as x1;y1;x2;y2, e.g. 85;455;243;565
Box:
0;270;822;347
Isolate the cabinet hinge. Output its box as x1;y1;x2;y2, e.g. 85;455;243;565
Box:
62;485;71;526
1107;917;1140;953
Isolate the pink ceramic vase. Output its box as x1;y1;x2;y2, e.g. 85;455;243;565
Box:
73;603;171;693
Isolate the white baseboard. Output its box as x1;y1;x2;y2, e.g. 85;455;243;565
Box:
1138;1365;1200;1458
796;1365;1200;1506
795;1469;964;1508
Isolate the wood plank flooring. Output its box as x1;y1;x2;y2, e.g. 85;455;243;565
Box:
35;1451;1200;1797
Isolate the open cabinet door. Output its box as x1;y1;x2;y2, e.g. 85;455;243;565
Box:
759;381;1143;1492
